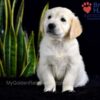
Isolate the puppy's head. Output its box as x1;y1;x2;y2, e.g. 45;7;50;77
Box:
40;7;82;39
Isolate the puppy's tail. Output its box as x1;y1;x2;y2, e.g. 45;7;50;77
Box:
37;81;43;86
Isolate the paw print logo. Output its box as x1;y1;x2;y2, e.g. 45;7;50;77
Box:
82;2;92;14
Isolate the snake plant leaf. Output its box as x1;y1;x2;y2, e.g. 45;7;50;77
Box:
3;0;17;77
17;26;27;76
15;0;24;35
4;0;8;34
0;60;6;77
11;0;16;31
27;32;37;75
0;0;4;37
7;0;12;30
0;38;3;60
3;26;17;77
38;3;49;46
21;31;37;77
4;0;12;33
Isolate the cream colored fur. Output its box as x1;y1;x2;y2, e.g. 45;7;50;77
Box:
37;7;89;92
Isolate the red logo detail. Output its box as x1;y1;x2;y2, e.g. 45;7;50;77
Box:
82;2;92;14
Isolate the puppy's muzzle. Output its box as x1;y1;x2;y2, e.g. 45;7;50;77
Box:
47;23;56;35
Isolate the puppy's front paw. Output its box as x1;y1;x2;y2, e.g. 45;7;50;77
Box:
44;83;56;92
62;86;74;92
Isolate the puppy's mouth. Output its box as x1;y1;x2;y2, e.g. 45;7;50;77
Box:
47;30;61;38
47;29;57;35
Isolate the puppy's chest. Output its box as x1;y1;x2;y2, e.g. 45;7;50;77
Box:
48;43;68;62
47;44;69;79
48;48;68;68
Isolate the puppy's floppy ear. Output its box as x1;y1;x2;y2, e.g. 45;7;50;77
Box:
69;16;82;39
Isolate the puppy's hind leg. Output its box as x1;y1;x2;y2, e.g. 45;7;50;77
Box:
74;67;89;88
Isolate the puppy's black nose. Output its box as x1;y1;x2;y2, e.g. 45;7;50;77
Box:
48;23;56;30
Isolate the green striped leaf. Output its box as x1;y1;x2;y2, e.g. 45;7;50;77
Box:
21;31;37;77
0;0;4;36
15;0;24;35
3;0;17;77
0;38;3;60
0;60;6;77
4;0;12;33
6;0;12;30
17;26;27;76
11;0;16;31
3;26;17;77
4;0;8;34
38;3;49;46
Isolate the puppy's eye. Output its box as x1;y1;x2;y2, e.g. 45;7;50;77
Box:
61;17;66;22
48;15;52;19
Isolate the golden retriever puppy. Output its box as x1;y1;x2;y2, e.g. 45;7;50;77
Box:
37;7;89;92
